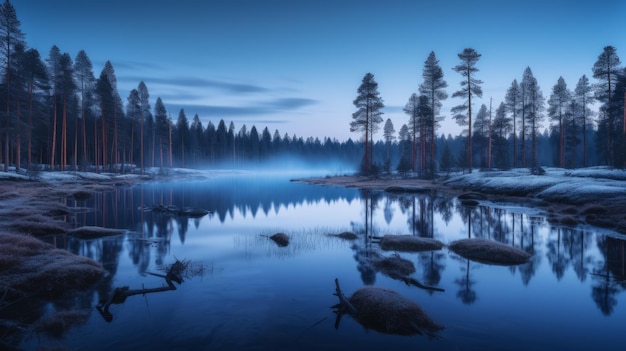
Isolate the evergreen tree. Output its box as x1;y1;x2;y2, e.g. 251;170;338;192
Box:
74;50;95;169
419;51;447;169
451;48;482;173
175;108;189;167
95;70;114;171
382;118;395;174
0;0;24;171
153;97;168;168
137;81;151;171
126;88;140;168
592;46;621;166
21;48;47;169
520;67;544;167
350;72;384;175
491;102;512;169
101;61;123;169
505;79;521;167
472;104;489;168
574;75;595;167
439;143;454;175
396;124;412;172
548;76;571;167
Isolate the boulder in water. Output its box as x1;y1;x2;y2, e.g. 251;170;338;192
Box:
347;285;443;336
448;238;531;265
379;235;443;252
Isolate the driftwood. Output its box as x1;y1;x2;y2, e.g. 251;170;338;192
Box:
96;259;188;322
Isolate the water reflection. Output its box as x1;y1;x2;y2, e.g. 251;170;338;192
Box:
15;174;626;350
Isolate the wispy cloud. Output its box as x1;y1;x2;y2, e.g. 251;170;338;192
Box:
166;97;319;119
121;76;269;94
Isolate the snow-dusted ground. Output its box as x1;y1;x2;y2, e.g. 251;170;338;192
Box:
443;167;626;205
0;166;226;184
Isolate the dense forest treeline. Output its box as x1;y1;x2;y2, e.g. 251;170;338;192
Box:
0;0;623;175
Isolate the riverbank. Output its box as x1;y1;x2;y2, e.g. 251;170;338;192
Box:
295;167;626;235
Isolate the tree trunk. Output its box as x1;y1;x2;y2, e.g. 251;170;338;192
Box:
50;96;57;170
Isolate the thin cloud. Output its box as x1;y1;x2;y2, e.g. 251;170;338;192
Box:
121;76;269;94
166;97;319;119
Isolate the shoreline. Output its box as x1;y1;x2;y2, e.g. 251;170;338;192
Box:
295;173;626;235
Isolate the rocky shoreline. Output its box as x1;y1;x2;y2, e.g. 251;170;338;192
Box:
295;171;626;235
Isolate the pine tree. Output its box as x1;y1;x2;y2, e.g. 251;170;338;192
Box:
382;118;395;174
451;48;482;173
95;70;114;171
492;102;512;168
73;50;95;170
0;0;24;171
505;79;521;167
137;81;151;171
574;75;595;167
548;76;571;168
21;48;47;169
153;97;168;168
592;46;621;166
175;108;189;167
473;104;489;168
350;73;384;175
419;51;447;170
520;67;544;167
101;61;122;170
126;88;140;167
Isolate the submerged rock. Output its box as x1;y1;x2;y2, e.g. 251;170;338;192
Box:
448;238;531;265
267;233;289;247
379;235;443;252
327;231;358;240
348;286;443;336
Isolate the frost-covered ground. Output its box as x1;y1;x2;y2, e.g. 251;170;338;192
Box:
443;167;626;205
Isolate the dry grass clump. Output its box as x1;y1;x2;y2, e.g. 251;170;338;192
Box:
448;238;531;265
349;286;443;336
67;226;125;239
0;232;105;298
8;214;70;236
379;235;443;252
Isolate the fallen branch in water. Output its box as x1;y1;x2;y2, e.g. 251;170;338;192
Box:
96;259;189;322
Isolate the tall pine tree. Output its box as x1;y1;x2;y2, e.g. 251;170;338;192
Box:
350;72;384;175
451;48;482;173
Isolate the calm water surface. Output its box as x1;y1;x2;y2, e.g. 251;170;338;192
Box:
17;171;626;350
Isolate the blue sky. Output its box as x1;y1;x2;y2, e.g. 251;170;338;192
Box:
15;0;626;141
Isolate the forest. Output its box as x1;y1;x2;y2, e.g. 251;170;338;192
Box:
0;0;624;176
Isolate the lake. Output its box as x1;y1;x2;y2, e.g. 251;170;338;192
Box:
15;171;626;350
